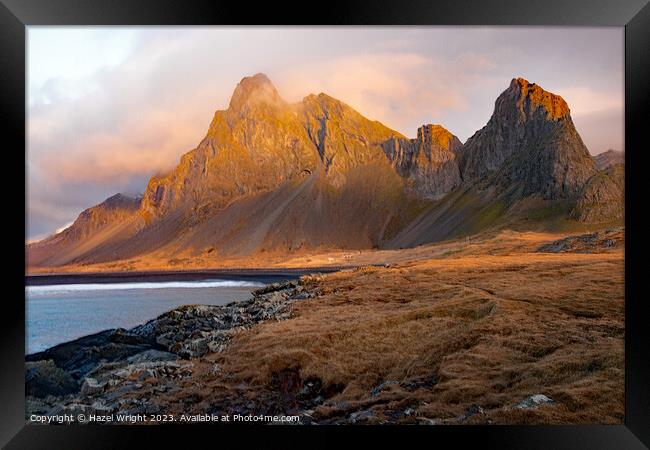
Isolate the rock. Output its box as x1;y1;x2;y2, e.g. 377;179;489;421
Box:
514;394;555;409
90;400;115;414
459;404;485;422
128;282;305;359
57;402;95;417
401;374;438;391
537;228;624;253
25;360;78;398
383;124;463;200
370;380;400;397
125;349;179;364
252;281;297;296
458;78;597;201
331;401;351;410
593;149;624;170
26;328;158;382
571;164;624;223
80;377;105;396
349;409;375;423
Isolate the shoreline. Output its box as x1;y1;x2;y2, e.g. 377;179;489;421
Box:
24;230;625;424
25;266;347;286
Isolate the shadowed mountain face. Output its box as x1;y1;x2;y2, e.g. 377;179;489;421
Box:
389;78;622;248
593;149;624;170
571;163;624;223
27;75;624;268
459;78;597;199
27;194;143;267
383;124;463;200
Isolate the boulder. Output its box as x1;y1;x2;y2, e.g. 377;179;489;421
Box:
80;377;106;396
514;394;555;409
26;328;158;380
25;360;77;398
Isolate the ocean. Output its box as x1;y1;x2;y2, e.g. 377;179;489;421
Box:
25;279;268;354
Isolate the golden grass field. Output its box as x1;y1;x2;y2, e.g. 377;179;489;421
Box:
123;229;624;424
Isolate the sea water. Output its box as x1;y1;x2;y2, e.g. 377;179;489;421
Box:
25;279;266;354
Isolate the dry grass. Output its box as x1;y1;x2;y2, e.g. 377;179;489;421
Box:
146;232;624;424
38;231;623;424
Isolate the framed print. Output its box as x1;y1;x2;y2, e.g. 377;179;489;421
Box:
1;0;649;448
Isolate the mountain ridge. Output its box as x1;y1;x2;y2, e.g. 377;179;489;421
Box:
27;75;624;268
593;149;624;170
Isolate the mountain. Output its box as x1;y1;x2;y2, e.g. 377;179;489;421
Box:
571;162;624;223
459;78;597;199
593;149;624;170
570;150;624;223
27;75;624;269
389;78;618;248
140;74;320;221
140;74;405;219
383;124;463;200
27;194;142;267
28;74;419;266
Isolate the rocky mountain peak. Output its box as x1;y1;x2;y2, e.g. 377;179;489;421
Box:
27;75;624;269
298;92;404;184
28;192;142;257
228;73;284;113
417;124;463;152
459;78;595;199
300;92;371;121
383;123;462;200
509;77;570;121
76;193;140;223
100;193;142;210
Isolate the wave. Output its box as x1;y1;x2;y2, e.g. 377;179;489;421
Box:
26;279;265;295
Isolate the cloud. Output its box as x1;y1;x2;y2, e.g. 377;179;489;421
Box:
28;33;499;199
27;27;624;239
559;86;624;117
276;52;497;137
556;86;624;154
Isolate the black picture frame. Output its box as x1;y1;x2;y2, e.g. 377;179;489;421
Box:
2;0;648;448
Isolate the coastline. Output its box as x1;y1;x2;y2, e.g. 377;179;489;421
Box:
25;229;625;424
25;266;346;286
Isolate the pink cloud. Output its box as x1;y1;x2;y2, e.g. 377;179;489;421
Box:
276;52;496;137
27;27;624;239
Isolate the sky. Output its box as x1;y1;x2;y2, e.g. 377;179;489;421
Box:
27;26;624;241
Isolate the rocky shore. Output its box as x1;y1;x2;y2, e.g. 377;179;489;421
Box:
26;232;624;426
536;227;624;253
26;279;319;420
25;273;570;425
